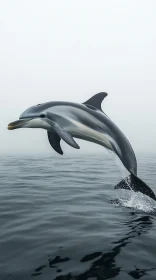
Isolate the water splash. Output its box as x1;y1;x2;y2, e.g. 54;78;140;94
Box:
112;189;156;213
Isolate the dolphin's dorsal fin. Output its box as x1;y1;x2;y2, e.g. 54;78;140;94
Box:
83;92;108;111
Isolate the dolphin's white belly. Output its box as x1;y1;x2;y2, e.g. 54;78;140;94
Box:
67;118;113;150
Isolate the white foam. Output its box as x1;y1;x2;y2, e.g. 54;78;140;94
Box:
114;190;156;213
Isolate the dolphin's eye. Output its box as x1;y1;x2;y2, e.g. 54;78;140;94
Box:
37;104;42;106
40;114;45;118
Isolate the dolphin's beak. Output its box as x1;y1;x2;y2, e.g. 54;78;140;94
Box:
7;119;32;130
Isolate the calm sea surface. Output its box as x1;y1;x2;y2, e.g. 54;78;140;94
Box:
0;153;156;280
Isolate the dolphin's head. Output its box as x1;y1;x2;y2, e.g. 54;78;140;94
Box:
8;102;55;130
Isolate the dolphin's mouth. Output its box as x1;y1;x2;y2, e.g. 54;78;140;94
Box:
8;118;33;130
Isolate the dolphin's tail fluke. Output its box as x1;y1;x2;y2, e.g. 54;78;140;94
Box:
114;174;156;201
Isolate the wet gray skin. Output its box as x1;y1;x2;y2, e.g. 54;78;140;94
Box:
8;92;137;176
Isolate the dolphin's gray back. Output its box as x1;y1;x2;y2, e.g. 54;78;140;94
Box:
44;102;137;176
96;110;137;175
20;100;137;175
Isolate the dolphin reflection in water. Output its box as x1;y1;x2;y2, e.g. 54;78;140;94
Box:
8;92;156;201
32;214;155;279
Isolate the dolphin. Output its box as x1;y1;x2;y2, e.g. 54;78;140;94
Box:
8;92;156;201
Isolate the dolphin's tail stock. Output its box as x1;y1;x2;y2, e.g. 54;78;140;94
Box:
114;173;156;201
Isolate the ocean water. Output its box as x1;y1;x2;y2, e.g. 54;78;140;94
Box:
0;153;156;280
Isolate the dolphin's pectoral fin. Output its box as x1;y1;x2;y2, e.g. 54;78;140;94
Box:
50;122;80;150
47;130;63;155
114;174;156;201
83;92;108;111
54;124;80;149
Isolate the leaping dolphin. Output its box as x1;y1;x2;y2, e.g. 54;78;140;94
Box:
8;92;156;201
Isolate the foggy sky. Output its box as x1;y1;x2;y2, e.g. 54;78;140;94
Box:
0;1;156;155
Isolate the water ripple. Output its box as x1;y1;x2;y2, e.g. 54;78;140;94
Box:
0;154;156;279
